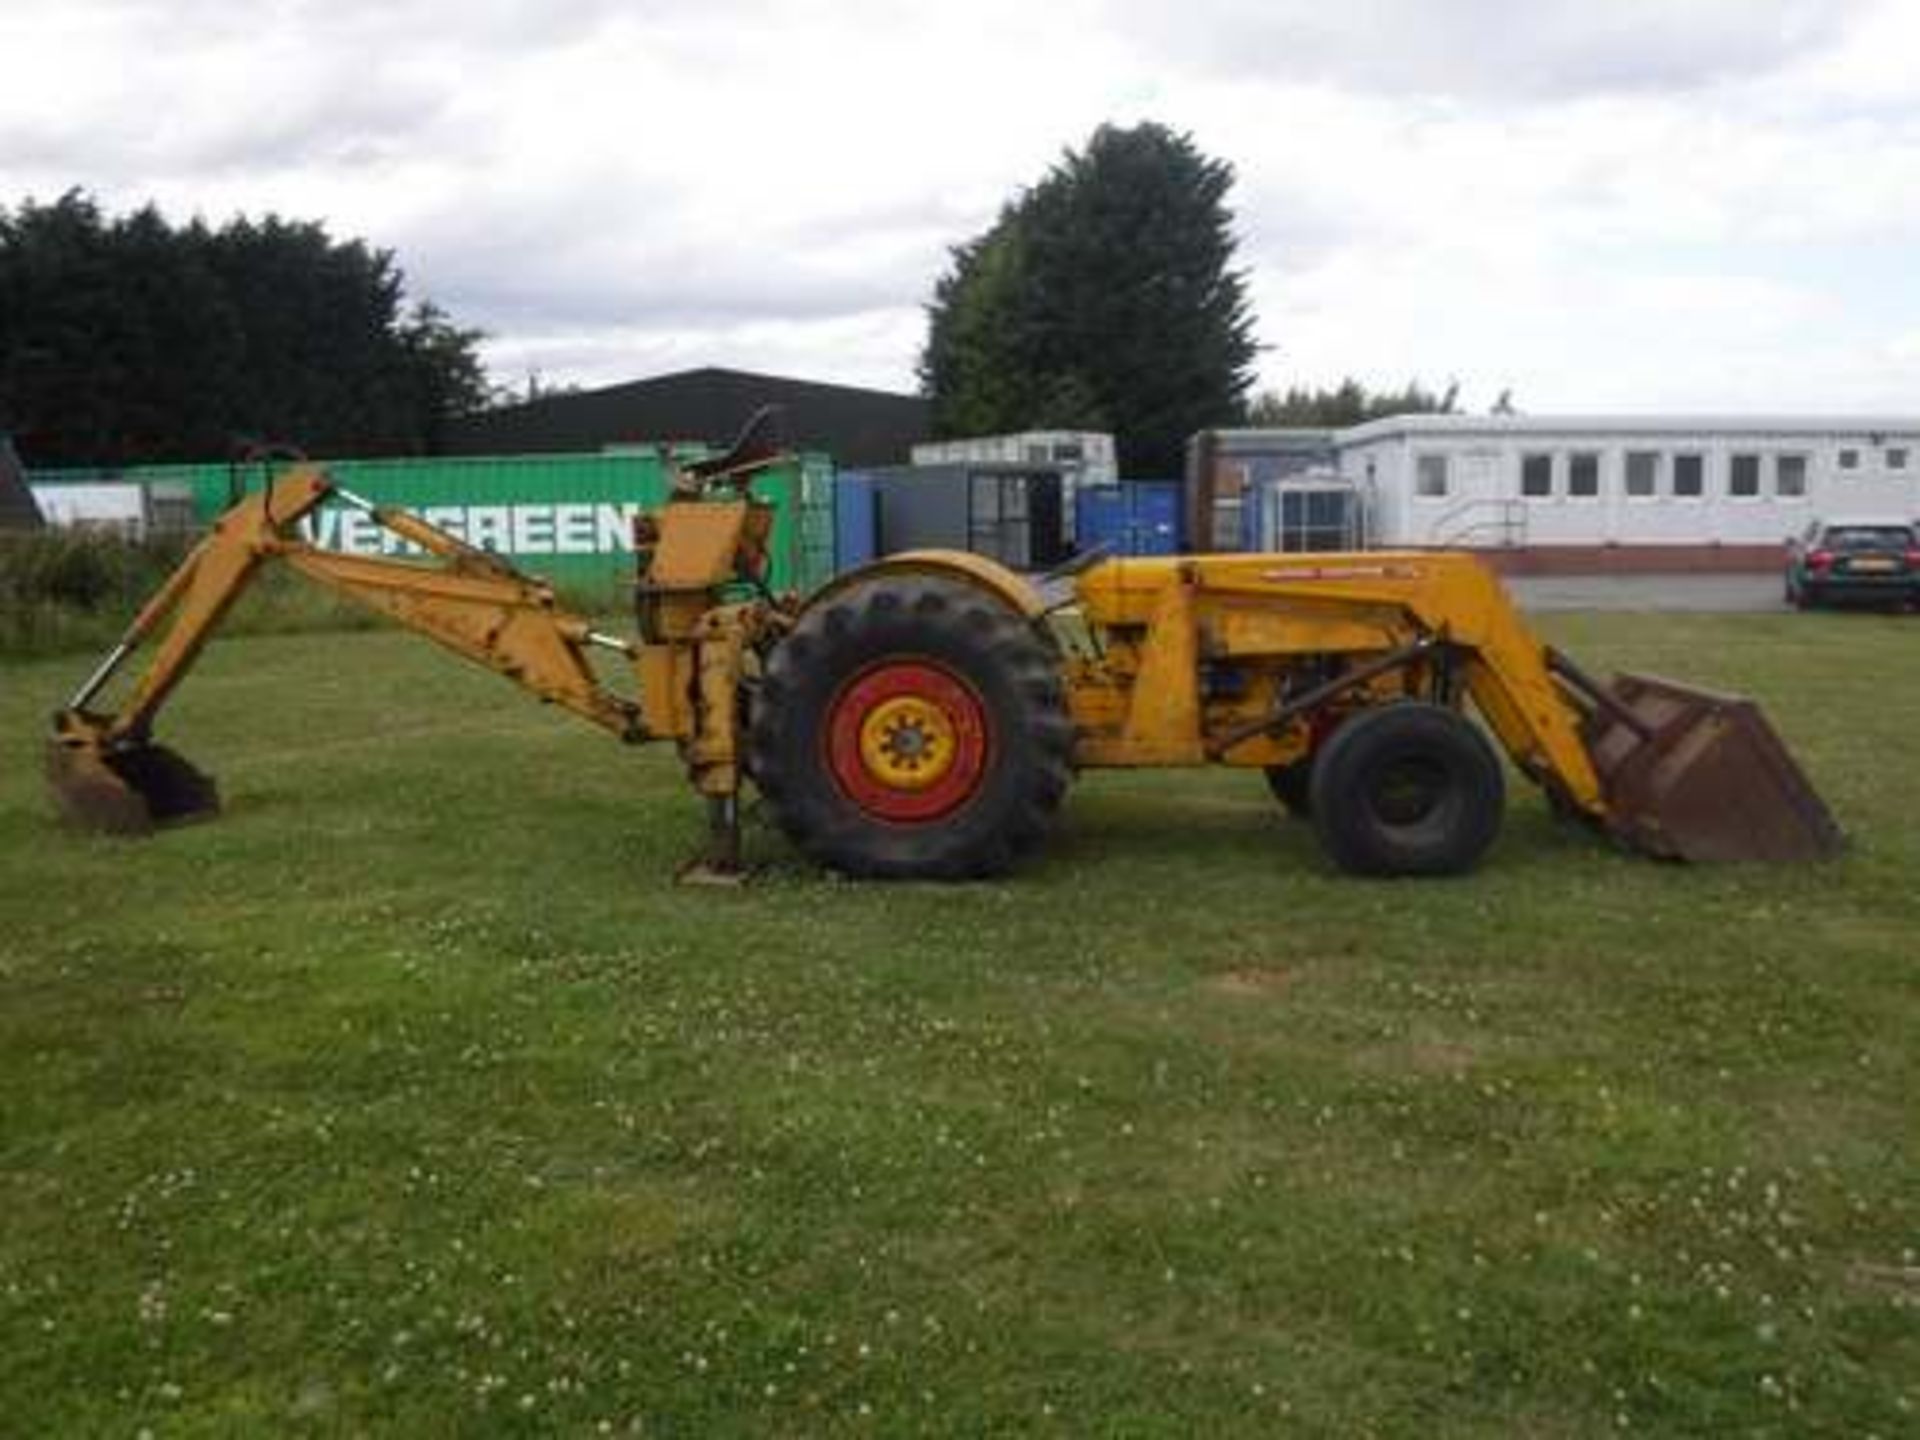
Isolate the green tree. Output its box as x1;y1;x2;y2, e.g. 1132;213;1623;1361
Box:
920;123;1258;477
397;303;492;453
1246;378;1460;428
0;190;491;466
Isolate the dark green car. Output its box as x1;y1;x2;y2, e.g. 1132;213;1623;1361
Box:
1785;518;1920;610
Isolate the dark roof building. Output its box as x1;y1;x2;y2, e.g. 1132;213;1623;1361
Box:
1;434;45;530
440;366;930;468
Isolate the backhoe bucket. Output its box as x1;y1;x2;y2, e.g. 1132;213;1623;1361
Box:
1579;672;1843;863
46;737;220;835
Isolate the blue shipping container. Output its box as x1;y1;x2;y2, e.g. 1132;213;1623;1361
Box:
834;470;878;572
1076;481;1182;556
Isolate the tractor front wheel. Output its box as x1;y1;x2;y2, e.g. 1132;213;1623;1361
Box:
1307;702;1504;877
1263;760;1313;818
749;577;1073;879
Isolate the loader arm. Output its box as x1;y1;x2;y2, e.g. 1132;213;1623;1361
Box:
1075;552;1607;810
48;467;646;833
1071;552;1843;862
1251;554;1610;814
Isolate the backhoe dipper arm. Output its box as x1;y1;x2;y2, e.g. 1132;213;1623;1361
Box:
55;467;646;755
61;472;335;744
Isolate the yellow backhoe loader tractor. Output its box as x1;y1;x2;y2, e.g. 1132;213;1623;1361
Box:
47;412;1843;879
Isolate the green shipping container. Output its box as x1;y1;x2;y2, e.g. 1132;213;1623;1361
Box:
27;449;839;599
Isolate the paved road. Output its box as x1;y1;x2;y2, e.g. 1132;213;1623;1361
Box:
1506;574;1784;612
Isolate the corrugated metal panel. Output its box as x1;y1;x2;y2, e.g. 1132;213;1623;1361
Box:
1076;487;1125;555
1131;481;1183;554
868;463;1070;570
793;451;838;593
1077;481;1182;557
834;471;878;571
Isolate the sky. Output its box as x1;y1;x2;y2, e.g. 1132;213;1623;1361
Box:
4;0;1919;413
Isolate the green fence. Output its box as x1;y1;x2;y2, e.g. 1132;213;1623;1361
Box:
26;449;839;599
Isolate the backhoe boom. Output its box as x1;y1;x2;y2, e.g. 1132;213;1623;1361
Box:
48;467;648;833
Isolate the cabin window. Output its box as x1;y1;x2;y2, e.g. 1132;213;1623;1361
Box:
1520;453;1554;498
1568;452;1601;499
1624;451;1659;497
1672;453;1705;498
1775;454;1808;499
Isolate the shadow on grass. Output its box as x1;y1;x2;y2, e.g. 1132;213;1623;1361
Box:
734;769;1637;896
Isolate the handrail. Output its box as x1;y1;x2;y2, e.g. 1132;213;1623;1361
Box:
1432;497;1525;549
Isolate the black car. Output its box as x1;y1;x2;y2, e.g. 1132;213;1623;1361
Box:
1785;518;1920;610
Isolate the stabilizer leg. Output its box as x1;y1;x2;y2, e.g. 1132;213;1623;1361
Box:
676;793;749;886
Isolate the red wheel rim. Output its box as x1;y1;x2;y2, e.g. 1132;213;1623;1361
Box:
824;659;990;822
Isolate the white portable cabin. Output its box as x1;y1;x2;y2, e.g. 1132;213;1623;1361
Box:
911;431;1118;485
28;480;199;540
1185;427;1342;551
1253;466;1370;552
1336;415;1920;553
28;482;148;535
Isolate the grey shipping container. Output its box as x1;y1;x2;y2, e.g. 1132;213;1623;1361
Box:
866;463;1072;571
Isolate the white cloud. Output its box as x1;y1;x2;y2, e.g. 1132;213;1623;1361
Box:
3;0;1919;412
1114;0;1861;98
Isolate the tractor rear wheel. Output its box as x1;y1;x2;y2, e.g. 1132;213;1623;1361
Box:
748;577;1073;879
1307;702;1504;877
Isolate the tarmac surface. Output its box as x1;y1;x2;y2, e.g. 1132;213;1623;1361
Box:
1506;573;1785;612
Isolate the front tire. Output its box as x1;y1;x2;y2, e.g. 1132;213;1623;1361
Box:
748;577;1073;879
1307;703;1504;877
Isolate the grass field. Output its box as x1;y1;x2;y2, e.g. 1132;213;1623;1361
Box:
2;611;1915;1436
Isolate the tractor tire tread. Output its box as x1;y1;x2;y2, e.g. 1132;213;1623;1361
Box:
748;576;1072;879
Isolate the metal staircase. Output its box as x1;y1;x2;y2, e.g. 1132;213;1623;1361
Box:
1431;497;1525;550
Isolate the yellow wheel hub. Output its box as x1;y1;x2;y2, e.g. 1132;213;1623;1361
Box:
858;696;957;790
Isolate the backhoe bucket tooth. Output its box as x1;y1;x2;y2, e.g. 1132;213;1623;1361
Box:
1580;672;1843;863
46;739;220;835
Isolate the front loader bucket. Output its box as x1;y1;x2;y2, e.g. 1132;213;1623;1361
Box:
46;738;220;836
1578;672;1844;863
